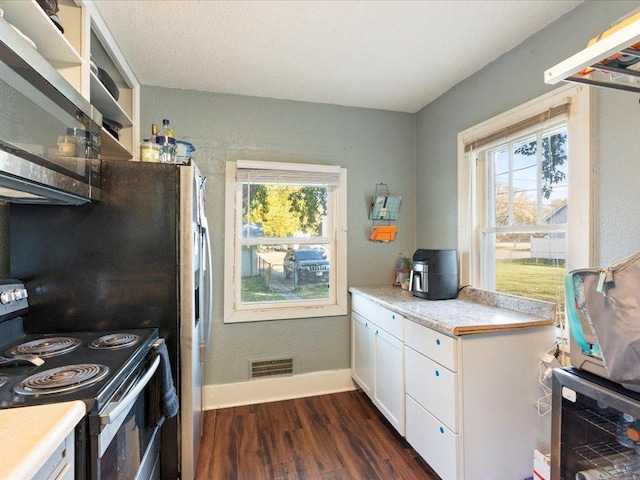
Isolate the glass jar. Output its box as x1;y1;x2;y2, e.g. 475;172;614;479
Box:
139;141;161;163
63;128;101;158
57;134;78;157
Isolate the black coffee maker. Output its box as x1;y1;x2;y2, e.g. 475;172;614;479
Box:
409;249;458;300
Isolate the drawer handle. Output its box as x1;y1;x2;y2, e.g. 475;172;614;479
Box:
376;330;379;335
365;322;368;327
435;370;440;377
392;314;395;320
439;427;445;434
436;339;441;346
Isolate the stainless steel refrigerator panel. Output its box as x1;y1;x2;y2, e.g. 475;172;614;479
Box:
179;163;211;480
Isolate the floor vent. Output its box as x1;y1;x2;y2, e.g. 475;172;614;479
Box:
251;358;294;378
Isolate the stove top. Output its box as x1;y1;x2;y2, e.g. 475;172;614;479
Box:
0;325;159;412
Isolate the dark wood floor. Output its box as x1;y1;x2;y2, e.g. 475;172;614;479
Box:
196;389;440;480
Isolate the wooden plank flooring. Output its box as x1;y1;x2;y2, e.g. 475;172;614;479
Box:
196;390;440;480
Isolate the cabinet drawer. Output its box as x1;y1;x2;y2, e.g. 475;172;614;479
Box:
404;318;457;371
405;346;458;432
352;295;403;340
406;395;459;480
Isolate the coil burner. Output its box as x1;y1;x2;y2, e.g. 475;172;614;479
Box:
8;337;81;358
0;377;8;389
14;364;109;396
89;333;140;350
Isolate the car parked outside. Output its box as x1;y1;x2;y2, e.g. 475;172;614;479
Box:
283;248;330;285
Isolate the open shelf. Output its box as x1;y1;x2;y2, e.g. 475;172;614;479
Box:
1;0;82;66
100;126;132;160
90;71;133;127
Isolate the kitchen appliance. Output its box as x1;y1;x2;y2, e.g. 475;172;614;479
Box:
568;310;633;393
551;366;640;479
0;17;102;205
0;279;166;480
9;158;212;480
409;249;458;300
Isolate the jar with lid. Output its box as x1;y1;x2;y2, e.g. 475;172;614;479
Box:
66;128;100;159
139;141;161;163
57;134;78;157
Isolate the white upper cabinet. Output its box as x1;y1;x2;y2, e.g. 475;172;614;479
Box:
1;0;139;159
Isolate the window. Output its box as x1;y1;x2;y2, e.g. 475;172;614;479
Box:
458;84;592;327
224;160;347;323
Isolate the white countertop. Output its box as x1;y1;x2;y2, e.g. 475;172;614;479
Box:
0;401;86;480
349;285;556;335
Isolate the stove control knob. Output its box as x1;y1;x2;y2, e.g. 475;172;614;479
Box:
13;289;27;300
0;289;27;304
0;290;15;304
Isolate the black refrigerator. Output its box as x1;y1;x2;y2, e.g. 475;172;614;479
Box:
9;158;212;480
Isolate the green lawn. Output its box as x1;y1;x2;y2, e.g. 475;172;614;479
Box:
241;276;329;302
241;276;285;302
495;259;565;314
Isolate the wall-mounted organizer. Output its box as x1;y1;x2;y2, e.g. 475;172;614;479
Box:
369;183;401;242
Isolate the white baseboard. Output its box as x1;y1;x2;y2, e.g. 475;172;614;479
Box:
203;368;356;410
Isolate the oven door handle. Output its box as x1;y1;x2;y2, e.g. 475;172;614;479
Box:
99;354;161;426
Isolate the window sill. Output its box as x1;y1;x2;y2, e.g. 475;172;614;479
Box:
224;302;347;323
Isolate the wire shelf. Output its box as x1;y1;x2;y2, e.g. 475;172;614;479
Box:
571;408;640;479
577;408;621;436
573;442;637;478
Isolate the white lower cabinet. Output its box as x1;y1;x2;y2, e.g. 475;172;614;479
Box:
351;291;555;480
406;395;458;480
351;295;404;435
351;311;374;396
33;430;74;480
373;326;404;433
404;317;555;480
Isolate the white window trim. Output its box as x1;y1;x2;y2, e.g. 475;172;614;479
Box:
224;160;348;323
457;83;592;288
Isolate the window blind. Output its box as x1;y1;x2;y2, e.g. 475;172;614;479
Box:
235;160;342;186
463;102;570;153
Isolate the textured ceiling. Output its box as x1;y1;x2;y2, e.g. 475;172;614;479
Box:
93;0;583;113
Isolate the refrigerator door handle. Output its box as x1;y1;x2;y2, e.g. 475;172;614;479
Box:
200;214;213;362
198;176;207;226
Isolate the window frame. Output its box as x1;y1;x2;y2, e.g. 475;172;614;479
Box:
224;160;348;323
457;84;592;290
478;122;569;290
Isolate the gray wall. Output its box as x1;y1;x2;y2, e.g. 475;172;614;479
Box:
141;88;416;385
594;87;640;264
415;0;640;255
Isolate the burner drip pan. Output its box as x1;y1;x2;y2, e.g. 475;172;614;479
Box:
90;333;140;350
14;364;109;396
8;337;81;358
